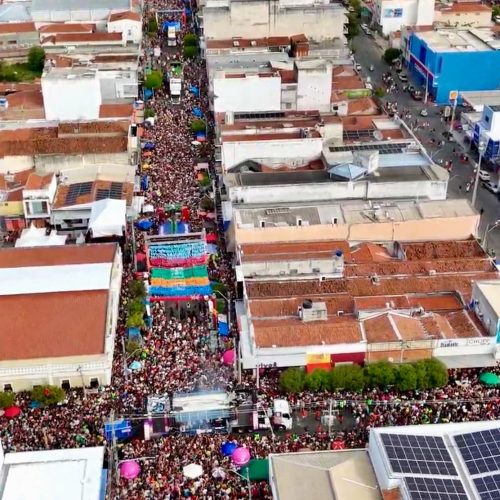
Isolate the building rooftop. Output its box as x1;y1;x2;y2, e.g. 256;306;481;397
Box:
0;122;129;155
0;22;36;34
436;2;491;13
0;290;108;360
24;172;54;190
0;3;32;23
42;66;98;79
415;28;500;52
0;445;105;500
476;281;500;316
206;36;290;49
234;199;475;228
109;10;141;22
38;23;96;33
32;0;130;12
0;242;117;268
370;421;500;500
461;90;500;109
270;449;381;500
53;179;134;209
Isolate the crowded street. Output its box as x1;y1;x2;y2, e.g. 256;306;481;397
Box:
1;2;500;500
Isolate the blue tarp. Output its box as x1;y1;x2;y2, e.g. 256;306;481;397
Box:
104;420;132;441
141;175;149;190
127;327;141;341
143;142;155;150
162;21;181;31
190;86;199;96
196;132;206;142
218;321;229;336
136;219;153;231
193;107;202;118
144;88;153;100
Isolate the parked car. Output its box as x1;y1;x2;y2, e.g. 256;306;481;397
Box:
478;170;491;182
398;73;408;82
485;181;500;194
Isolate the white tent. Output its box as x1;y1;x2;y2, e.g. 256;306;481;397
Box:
15;226;67;248
88;199;126;238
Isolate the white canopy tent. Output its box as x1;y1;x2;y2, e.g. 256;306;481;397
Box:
15;225;67;248
88;199;126;238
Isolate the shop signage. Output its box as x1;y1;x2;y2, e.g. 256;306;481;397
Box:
438;339;460;348
466;338;492;346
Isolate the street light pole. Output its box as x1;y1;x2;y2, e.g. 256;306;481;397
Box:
472;137;487;207
482;220;500;254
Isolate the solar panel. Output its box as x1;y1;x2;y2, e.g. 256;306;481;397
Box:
474;474;500;500
455;428;500;476
328;143;406;155
405;477;468;500
65;181;93;205
343;129;375;140
381;434;458;476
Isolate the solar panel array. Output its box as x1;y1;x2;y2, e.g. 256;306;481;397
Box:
381;434;458;476
233;111;285;120
455;428;500;476
65;181;93;206
343;129;375;140
404;477;468;500
95;182;124;201
328;143;406;154
473;474;500;500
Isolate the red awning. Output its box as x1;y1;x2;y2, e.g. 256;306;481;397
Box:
4;217;26;231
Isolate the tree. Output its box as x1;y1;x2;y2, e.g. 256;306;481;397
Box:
127;298;145;315
144;107;155;119
346;12;360;40
394;364;417;392
383;48;402;65
31;385;65;406
184;33;198;47
305;369;330;392
126;339;143;356
190;119;206;133
414;360;432;390
364;361;396;388
27;47;46;72
126;311;145;328
200;196;215;211
330;364;365;392
145;70;163;89
492;6;500;20
148;18;158;34
422;358;449;388
279;368;305;393
0;391;16;409
183;45;198;59
129;280;146;299
374;87;386;98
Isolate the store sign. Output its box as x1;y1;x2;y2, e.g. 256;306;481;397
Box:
438;339;460;348
467;338;492;347
306;353;330;364
449;90;458;102
383;8;403;17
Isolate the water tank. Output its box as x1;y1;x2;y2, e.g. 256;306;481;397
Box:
303;299;313;309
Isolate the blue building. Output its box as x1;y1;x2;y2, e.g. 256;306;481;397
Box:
403;28;500;105
472;105;500;162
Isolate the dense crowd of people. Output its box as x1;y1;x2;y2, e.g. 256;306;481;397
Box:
3;2;500;500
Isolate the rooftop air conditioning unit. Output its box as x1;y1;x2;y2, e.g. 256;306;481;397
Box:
428;269;437;276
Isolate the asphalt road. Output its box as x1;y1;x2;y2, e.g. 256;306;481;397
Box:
352;32;500;256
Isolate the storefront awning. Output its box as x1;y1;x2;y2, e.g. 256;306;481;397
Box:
437;354;496;369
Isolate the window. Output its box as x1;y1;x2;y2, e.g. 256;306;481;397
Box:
27;200;48;216
285;102;292;110
3;384;12;392
259;220;266;228
90;378;99;389
333;217;338;225
61;380;70;390
437;58;443;73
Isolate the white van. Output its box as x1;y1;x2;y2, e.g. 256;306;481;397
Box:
272;399;293;430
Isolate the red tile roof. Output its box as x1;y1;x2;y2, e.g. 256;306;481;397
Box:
401;239;485;260
253;317;362;347
0;22;36;34
0;243;117;268
109;11;141;22
351;243;393;263
39;23;95;33
25;172;54;190
0;290;108;361
49;32;123;44
241;241;351;263
0;168;34;191
363;313;398;342
99;103;134;118
355;295;411;311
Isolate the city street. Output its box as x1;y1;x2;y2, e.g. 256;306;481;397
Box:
352;32;500;255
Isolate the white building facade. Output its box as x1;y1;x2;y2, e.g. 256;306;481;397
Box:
202;0;347;42
372;0;435;36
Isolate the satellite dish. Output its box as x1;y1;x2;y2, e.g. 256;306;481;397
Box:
373;130;384;141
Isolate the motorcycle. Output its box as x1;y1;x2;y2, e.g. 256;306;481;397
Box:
369;65;374;72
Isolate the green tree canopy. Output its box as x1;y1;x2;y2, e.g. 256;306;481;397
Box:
305;369;330;392
127;298;145;315
31;385;65;406
394;364;417;392
279;368;305;393
27;47;46;72
148;18;158;33
422;358;449;388
190;118;206;133
383;48;402;65
129;280;147;299
330;364;365;392
145;70;163;89
0;391;16;409
364;361;396;388
183;33;198;46
126;339;143;356
126;311;145;328
183;45;197;59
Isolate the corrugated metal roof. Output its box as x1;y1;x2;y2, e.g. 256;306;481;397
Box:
378;153;429;167
32;0;130;12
